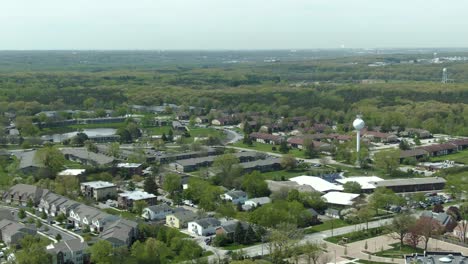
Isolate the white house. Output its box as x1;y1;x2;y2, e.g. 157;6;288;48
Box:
46;239;88;264
187;218;221;236
242;197;271;210
142;204;174;221
220;190;248;204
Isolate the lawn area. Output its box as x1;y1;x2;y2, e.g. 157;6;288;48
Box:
260;168;310;180
374;243;423;259
325;227;389;244
431;149;468;164
188;127;225;138
145;126;172;135
222;242;261;250
103;208;139;220
232;142;308;159
63;159;85;169
304;219;350;234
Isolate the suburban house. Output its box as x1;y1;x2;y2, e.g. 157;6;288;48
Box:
80;181;117;201
286;137;330;151
420;143;458;157
450;138;468;151
187;218;221;236
13;150;44;175
166;210;198;229
362;131;398;143
0;219;36;246
61;148;115;167
116;163;144;175
215;220;250;240
46;239;89;264
399;149;429;162
220;190;248;204
307;208;321;225
241;157;282;173
371;177;446;193
172;121;188;132
403;128;432;139
2;184;49;206
142;204;175;221
242;197;271;210
325;208;341;219
211;116;237;126
195;116;209;124
99;219;138;248
118;190;157;210
420;211;457;232
249;132;283;145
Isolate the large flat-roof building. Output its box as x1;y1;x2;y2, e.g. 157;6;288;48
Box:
80;181;117;201
118;190;157;210
371;177;446;193
289;176;343;193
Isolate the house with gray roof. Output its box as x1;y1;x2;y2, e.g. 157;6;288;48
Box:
166;209;198;229
13;150;44;174
221;190;248;205
99;219;138;248
241;158;282;173
142;204;174;221
0;219;36;246
61;148;115;167
215;220;250;240
188;217;221;236
46;238;88;264
2;184;49;206
420;211;457;232
242;197;271;210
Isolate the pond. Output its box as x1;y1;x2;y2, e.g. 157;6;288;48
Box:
41;128;117;142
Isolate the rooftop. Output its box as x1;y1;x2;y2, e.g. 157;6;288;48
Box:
81;181;116;189
336;176;384;190
321;192;360;206
58;169;86;176
289;176;343;193
405;252;467;264
372;177;446;187
117;163;142;168
119;190;156;200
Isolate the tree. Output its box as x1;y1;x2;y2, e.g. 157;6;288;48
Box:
163;173;182;198
244;225;258;245
85;140;98;153
279;140;289;154
267;223;304;263
368;187;403;215
343;181;362;194
234;222;245;244
88;240;113;264
55;213;66;223
15;235;52;264
18;208;26;219
301;242;327;264
108;142;120;157
35;218;42;228
216;203;237;218
303;138;318;158
455;203;468;243
281;154;297;170
41;210;47;219
414;137;422;146
116;127;132;143
373;148;400;175
133;200;148;215
415;216;444;251
143;176;158;195
34;146;66;176
131;238;171;264
212;154;242;188
356;207;373;231
127;181;136;191
399;139;411;150
71;132;89;146
388;213;417;249
83;97;97;109
432;204;444;213
55;233;62;241
241;171;270;198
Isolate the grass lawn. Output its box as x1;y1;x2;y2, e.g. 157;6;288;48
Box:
63;159;85;169
188;127;225;138
103;208;138;220
325;227;389;244
222;242;261;250
260;168;310;180
374;243;424;259
431;149;468;164
145;126;172;135
304;219;350;234
232;142;308;159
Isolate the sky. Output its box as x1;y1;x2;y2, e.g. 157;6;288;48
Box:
2;0;468;50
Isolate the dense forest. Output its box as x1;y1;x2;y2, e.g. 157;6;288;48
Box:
2;50;468;135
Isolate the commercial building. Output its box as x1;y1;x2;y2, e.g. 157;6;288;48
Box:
371;177;446;193
289;176;344;193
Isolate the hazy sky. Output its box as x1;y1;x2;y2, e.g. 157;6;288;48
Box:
2;0;468;50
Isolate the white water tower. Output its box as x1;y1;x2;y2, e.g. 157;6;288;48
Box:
442;68;448;84
353;116;365;165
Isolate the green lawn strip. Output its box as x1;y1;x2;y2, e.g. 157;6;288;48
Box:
304;219;350;234
431;149;468;164
222;242;261;250
373;243;423;258
145;126;172;135
103;208;138;220
324;226;389;244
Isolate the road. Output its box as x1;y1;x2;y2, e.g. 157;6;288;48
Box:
0;205;82;242
205;217;394;261
222;127;243;144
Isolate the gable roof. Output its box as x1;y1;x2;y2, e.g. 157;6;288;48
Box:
46;238;88;254
193;217;221;228
321;192;360;206
145;204;172;214
225;190;247;199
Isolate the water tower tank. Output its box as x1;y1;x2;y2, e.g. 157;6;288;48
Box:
353;117;365;130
